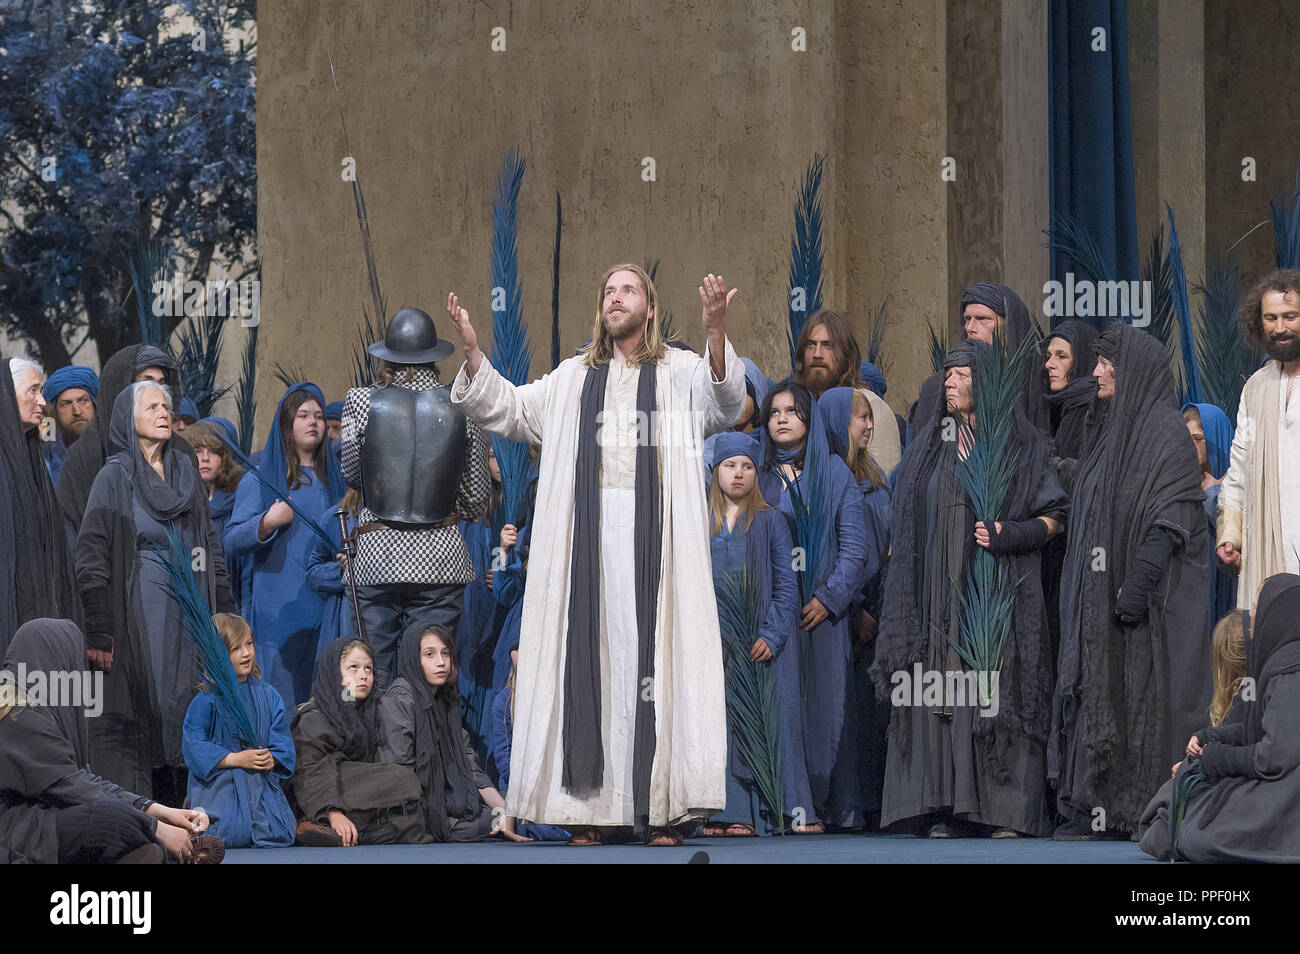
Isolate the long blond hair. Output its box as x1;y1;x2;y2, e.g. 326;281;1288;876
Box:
845;388;888;490
708;460;770;536
1209;611;1247;726
581;263;669;368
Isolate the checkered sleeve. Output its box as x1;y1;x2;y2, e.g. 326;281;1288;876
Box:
340;386;369;490
455;418;491;520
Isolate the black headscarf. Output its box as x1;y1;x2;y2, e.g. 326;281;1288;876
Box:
107;381;198;523
0;618;90;791
310;637;385;762
1041;320;1100;459
56;346;181;533
396;622;481;841
1;361;81;654
1053;321;1206;826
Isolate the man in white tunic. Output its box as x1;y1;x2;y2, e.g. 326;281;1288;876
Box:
1218;269;1300;609
445;265;745;844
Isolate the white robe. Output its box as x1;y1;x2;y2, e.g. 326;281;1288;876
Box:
451;339;745;826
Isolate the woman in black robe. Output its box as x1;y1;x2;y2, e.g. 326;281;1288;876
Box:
1;359;81;656
1138;574;1300;862
1050;321;1212;839
0;618;206;863
1038;320;1099;671
871;341;1067;837
291;637;430;846
76;381;234;803
56;345;181;545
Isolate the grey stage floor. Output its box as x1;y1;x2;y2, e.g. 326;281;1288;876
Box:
224;832;1151;864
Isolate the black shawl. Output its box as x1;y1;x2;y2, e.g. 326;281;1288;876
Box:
909;282;1047;435
871;349;1058;769
55;345;181;538
396;623;481;841
1041;320;1100;468
75;387;232;793
1053;321;1207;828
309;637;385;762
1;360;81;655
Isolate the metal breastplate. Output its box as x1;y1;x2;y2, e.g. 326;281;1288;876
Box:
360;385;468;526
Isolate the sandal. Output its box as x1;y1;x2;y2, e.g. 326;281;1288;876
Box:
566;826;603;846
724;823;756;837
700;823;730;837
647;827;684;846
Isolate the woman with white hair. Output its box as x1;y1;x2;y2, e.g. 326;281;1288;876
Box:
1;358;81;656
76;380;235;804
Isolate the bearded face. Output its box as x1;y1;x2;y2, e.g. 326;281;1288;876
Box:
602;269;652;341
1262;290;1300;363
800;324;842;394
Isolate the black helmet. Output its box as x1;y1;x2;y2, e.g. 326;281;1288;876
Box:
367;307;457;364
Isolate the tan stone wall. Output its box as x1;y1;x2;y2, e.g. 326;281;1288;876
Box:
255;0;951;443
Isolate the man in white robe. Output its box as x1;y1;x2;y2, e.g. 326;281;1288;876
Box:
445;265;745;844
1218;269;1300;609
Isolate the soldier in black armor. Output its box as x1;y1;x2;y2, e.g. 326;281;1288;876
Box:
340;307;492;679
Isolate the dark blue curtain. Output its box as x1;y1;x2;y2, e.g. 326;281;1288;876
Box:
1049;0;1140;287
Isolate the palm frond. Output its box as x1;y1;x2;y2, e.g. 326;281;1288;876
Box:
948;327;1037;675
1044;210;1112;285
175;311;229;417
272;362;306;389
780;430;828;698
214;431;335;548
927;320;948;377
1194;259;1251;422
235;326;258;455
716;568;786;833
1142;226;1177;354
1169;766;1209;862
1166;204;1205;405
150;527;257;746
349;303;384;391
489;147;534;532
1271;172;1300;269
787;153;827;371
126;239;170;349
865;290;893;373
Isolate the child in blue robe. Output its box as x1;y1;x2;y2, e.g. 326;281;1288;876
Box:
226;382;347;708
182;613;296;848
702;431;805;836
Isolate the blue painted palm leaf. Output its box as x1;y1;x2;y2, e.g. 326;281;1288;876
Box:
175;311;229;417
234;325;258;455
1271;172;1300;269
1194;260;1253;423
716;567;786;833
1166;204;1205;405
866;291;893;373
489;147;534;532
780;430;828;698
127;239;170;349
787;154;827;370
1169;765;1209;862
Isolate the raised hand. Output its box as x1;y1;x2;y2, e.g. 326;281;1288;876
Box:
698;273;738;335
447;292;483;375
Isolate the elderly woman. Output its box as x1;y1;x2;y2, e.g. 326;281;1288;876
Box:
76;380;234;804
1;359;81;656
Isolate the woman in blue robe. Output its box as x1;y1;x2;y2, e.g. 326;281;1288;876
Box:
819;386;894;825
1183;403;1237;624
756;379;869;830
703;431;806;835
182;613;296;848
225;383;346;709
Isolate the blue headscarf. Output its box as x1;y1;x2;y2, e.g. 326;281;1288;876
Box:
325;400;345;422
756;379;833;515
41;366;99;405
817;387;854;460
859;360;887;397
711;431;761;471
256;383;347;506
1183;402;1234;480
177;396;199;423
198;416;239;448
740;358;772;411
